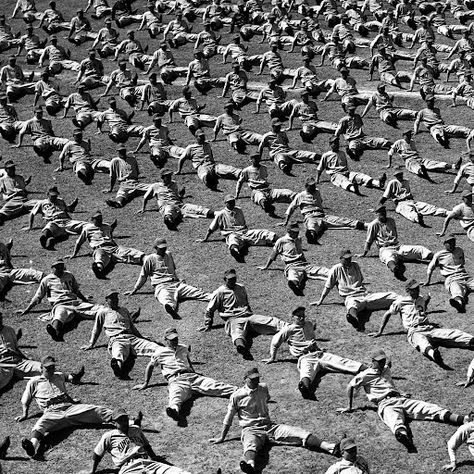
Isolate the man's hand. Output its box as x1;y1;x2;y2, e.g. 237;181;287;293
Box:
102;189;112;194
368;332;382;338
336;407;353;414
309;299;322;306
64;254;75;260
54;166;64;172
261;358;274;364
21;226;31;231
420;281;430;286
81;344;93;351
198;326;211;332
15;414;27;422
132;383;147;391
442;462;457;472
124;290;135;296
256;266;268;270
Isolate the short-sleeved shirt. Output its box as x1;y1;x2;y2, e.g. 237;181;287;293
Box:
0;174;27;200
31;198;70;221
169;97;199;117
335;114;364;141
389;139;419;161
382;178;414;201
0;325;22;362
141;124;170;147
77;222;114;249
110;156;139;183
151;343;191;378
22;372;70;411
188;58;211;79
454;162;474;186
366;217;399;248
272;234;305;264
21;117;54;138
271;320;317;357
33;271;80;306
139;252;177;287
448;202;474;229
325;456;370;474
318;150;349;175
61;140;91;164
223;383;271;428
349;365;397;403
430;247;468;280
92;305;133;338
64;92;95;113
285;190;324;217
239;165;269;190
415;107;444;128
292;101;318;123
325;262;366;297
209;207;247;235
207;283;252;319
387;295;429;330
94;427;149;468
215;113;242;135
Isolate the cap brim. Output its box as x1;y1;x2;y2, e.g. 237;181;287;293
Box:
247;373;260;379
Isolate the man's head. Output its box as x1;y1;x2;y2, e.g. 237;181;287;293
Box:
463;191;473;206
161;168;173;185
224;268;237;289
164;327;179;349
152;113;162;127
347;105;356;117
47;185;60;203
111;408;129;433
402;129;413;141
88;49;96;60
194;50;204;60
268;79;277;90
340;67;349;78
244;367;260;390
377;83;386;93
196;130;206;144
119;60;127;71
224;102;234;114
0;93;7;104
50;35;58;45
271;117;282;132
90;209;103;226
305;176;316;193
249;153;260;167
73;128;83;143
370;348;387;370
182;86;191;99
426;97;435;109
4;160;15;177
443;234;456;252
405;278;420;299
105;289;119;309
340;438;358;462
41;355;56;379
291;306;306;325
117;145;126;157
8;55;15;67
394;170;404;183
340;249;352;268
127;30;135;40
153;237;168;256
287;222;300;239
329;136;339;152
34;106;43;119
108;97;117;109
51;258;65;276
374;205;387;223
224;194;236;210
301;90;309;103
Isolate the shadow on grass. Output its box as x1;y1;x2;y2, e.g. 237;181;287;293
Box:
3;456;30;461
457;460;474;469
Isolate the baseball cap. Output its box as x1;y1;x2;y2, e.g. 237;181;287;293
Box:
50;35;58;41
224;194;236;203
8;55;15;61
287;222;299;232
329;136;339;144
305;176;316;186
161;169;173;177
377;83;386;90
271;117;282;126
73;128;83;136
0;93;7;100
41;355;56;367
195;130;205;138
420;15;428;21
224;101;234;109
51;258;65;267
153;237;167;249
300;90;309;97
249;153;260;161
340;67;349;73
374;205;386;214
291;306;306;316
244;367;260;379
91;210;102;219
77;84;86;90
34;106;43;113
111;407;128;420
4;160;15;169
462;191;473;199
340;438;357;451
402;129;413;136
224;269;237;278
48;186;59;196
340;249;352;259
370;349;387;361
405;279;420;290
127;29;134;36
105;18;112;24
443;234;456;243
152;113;163;120
164;328;178;340
105;289;119;298
394;170;404;178
108;97;117;103
117;146;126;153
347;105;357;111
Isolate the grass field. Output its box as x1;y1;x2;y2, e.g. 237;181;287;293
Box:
1;1;474;473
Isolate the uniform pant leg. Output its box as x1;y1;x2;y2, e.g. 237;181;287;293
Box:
155;284;178;309
395;201;419;222
168;377;192;411
414;201;447;217
190;373;237;397
378;398;407;434
176;282;210;302
247;314;286;335
8;268;44;284
428;327;474;349
402;398;450;423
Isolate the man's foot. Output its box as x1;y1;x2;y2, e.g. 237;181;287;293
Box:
236;345;253;361
432;349;453;370
16;328;23;341
288;281;304;296
449;297;466;313
110;358;123;378
229;246;245;263
92;262;106;279
418;216;430;228
240;460;255;474
332;442;341;458
0;436;10;459
379;173;387;188
395;430;417;453
298;381;317;400
166;407;180;422
393;265;407;281
454;156;462;170
164;304;181;320
346;313;360;331
21;438;36;458
46;324;63;342
39;234;48;249
45;237;55;250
